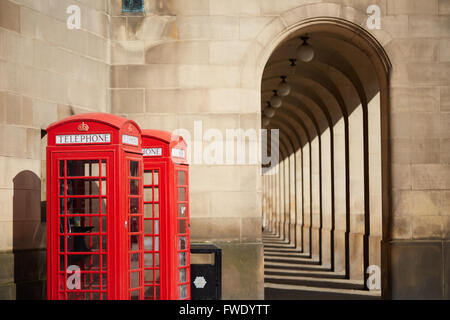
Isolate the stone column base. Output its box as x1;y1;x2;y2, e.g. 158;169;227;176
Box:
389;240;450;300
212;242;264;300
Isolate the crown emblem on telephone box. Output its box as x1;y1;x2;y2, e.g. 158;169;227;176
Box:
78;122;89;132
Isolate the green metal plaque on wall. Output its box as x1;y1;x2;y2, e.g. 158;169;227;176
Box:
122;0;144;13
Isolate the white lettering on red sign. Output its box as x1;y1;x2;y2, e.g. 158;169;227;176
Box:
172;148;185;159
55;134;111;145
143;148;163;157
122;134;139;146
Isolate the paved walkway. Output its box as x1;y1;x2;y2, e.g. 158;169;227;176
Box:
263;231;381;300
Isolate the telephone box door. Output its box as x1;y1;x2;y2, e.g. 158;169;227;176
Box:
49;152;113;300
142;162;167;300
125;154;145;300
174;166;190;300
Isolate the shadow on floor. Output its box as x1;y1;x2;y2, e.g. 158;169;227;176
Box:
262;231;380;300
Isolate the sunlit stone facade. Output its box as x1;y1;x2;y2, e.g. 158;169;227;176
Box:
0;0;449;300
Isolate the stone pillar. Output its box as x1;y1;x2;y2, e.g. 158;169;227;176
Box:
321;129;333;268
289;153;297;247
333;119;348;274
311;138;321;261
295;149;304;251
348;106;365;281
302;144;312;256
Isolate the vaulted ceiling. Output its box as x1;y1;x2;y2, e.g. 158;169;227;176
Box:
261;28;381;160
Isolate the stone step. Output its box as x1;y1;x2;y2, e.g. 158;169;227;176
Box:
265;274;364;290
264;268;346;279
262;240;292;246
264;256;320;265
264;261;331;271
262;234;290;239
263;247;302;253
264;283;381;300
264;250;309;257
262;232;280;237
262;235;284;239
263;243;297;249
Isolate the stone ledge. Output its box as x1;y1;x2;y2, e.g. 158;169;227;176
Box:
0;283;16;300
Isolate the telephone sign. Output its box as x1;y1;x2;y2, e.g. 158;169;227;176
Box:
55;134;112;145
143;148;163;157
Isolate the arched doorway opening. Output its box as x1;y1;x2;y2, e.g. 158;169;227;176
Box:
259;18;391;299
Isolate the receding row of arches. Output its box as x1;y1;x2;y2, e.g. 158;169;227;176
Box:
260;21;391;295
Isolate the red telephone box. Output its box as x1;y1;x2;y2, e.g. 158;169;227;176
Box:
141;130;190;300
46;113;144;300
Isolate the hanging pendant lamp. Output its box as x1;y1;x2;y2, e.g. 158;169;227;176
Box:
297;36;314;62
277;76;291;97
270;90;282;109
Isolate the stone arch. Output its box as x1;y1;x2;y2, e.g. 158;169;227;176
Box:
240;3;392;90
253;5;392;299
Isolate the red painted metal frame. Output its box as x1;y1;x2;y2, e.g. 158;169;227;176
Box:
52;154;112;300
175;165;190;300
142;161;166;299
126;155;144;300
46;113;144;300
141;130;190;300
